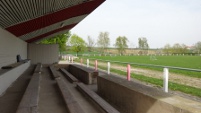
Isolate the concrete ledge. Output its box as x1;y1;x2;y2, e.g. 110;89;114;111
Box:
60;68;79;83
0;60;31;95
49;65;60;78
56;77;85;113
98;75;201;113
16;73;41;113
77;82;120;113
34;63;42;73
68;64;98;84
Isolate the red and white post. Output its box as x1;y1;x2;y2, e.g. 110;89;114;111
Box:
95;60;98;71
80;58;83;65
127;64;131;81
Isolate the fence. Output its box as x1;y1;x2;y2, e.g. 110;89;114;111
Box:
83;58;201;93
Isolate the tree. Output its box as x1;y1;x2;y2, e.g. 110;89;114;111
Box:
97;32;110;53
87;36;95;52
163;44;172;54
172;43;187;54
114;36;128;55
39;32;71;52
69;34;86;56
138;37;149;54
194;41;201;54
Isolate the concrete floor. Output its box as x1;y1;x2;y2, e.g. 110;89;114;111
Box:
0;65;103;113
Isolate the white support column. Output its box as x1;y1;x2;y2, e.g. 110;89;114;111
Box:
163;68;169;93
107;62;110;74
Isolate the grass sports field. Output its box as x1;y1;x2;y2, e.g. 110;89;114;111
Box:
82;55;201;69
77;55;201;97
81;55;201;78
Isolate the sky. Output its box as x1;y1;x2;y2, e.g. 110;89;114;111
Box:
70;0;201;48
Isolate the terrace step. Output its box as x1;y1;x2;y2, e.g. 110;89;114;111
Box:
60;68;79;83
49;66;85;113
77;82;120;113
16;64;41;113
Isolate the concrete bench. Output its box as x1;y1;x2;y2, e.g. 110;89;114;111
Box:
49;65;85;113
49;65;60;78
34;63;42;73
77;82;120;113
60;68;79;83
56;78;85;113
68;64;98;84
16;73;41;113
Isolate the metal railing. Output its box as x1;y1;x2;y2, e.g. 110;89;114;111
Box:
84;58;201;93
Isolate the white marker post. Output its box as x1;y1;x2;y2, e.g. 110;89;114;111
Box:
68;56;70;62
87;59;89;68
107;62;110;74
163;68;169;93
72;57;74;63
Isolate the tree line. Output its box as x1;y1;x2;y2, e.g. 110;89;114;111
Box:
39;31;201;55
163;42;201;55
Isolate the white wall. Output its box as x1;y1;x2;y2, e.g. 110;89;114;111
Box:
0;28;27;68
0;61;30;95
28;44;59;64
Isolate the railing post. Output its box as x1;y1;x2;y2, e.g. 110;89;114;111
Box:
108;62;110;74
163;68;169;92
72;57;74;63
87;59;89;68
68;56;70;62
127;64;131;81
95;60;98;71
80;58;83;65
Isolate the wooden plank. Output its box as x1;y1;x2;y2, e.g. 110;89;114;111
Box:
60;68;78;83
55;77;85;113
77;83;120;113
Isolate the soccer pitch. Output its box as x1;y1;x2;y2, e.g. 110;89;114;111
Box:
82;55;201;78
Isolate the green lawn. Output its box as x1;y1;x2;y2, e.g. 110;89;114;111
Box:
81;55;201;78
74;55;201;97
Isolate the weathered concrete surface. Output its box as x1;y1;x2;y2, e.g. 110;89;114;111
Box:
98;74;201;113
0;61;30;95
68;64;98;84
0;65;34;113
0;65;104;113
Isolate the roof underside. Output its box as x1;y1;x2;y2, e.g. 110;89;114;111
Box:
0;0;105;43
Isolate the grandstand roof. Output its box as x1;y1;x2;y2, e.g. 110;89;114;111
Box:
0;0;105;43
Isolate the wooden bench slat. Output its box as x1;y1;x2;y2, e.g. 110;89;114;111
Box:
77;83;120;113
60;68;78;83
